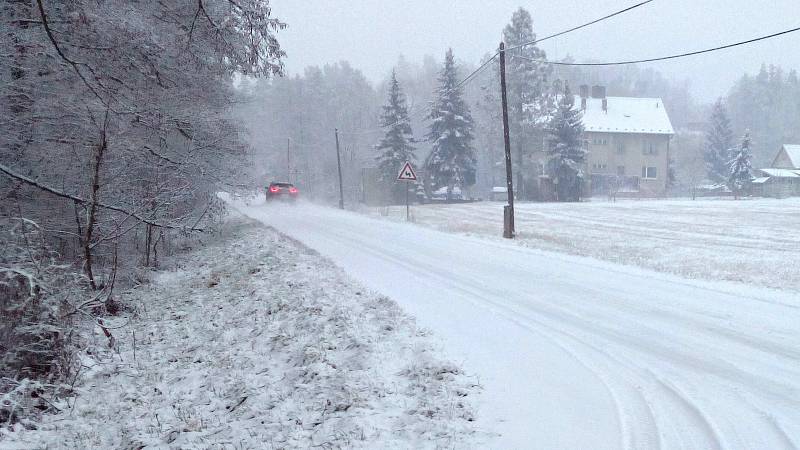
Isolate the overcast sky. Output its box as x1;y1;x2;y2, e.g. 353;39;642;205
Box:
272;0;800;102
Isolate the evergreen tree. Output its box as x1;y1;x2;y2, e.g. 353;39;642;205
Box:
376;70;416;202
727;64;800;166
425;49;476;198
502;8;552;199
704;98;735;183
546;84;586;202
728;132;754;199
667;156;678;190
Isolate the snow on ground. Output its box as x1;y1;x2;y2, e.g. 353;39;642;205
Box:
233;198;800;449
367;197;800;291
1;217;485;449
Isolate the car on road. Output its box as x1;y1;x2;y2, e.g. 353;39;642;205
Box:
265;182;299;202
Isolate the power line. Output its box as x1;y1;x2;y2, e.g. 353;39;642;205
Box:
512;26;800;67
456;0;655;89
505;0;654;53
339;1;656;137
454;1;656;92
453;52;500;91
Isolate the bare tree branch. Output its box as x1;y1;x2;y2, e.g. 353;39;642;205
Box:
0;163;205;232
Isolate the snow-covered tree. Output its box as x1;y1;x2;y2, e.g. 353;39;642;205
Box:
425;49;477;197
705;99;735;183
546;84;586;202
667;156;678;191
376;70;416;182
728;132;754;199
727;64;800;166
0;1;285;419
503;7;553;199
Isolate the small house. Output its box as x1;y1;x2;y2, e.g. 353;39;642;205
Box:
752;145;800;197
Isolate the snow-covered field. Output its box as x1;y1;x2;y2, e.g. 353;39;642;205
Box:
233;199;800;449
368;197;800;291
1;218;484;449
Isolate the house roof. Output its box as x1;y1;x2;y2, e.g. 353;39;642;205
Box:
576;96;675;135
758;168;800;178
781;144;800;168
751;177;770;184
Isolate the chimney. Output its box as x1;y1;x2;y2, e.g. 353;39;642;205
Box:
591;85;606;99
579;85;589;99
602;98;608;113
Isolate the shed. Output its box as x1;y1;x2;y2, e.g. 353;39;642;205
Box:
752;168;800;198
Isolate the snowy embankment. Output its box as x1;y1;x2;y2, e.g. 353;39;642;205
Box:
368;197;800;291
1;218;484;449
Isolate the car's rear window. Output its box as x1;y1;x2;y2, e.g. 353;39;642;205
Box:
271;183;294;188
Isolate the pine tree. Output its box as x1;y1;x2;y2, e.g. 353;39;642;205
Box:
728;132;754;199
502;7;552;199
376;70;416;202
704;98;734;183
546;84;586;202
425;49;476;198
667;156;678;190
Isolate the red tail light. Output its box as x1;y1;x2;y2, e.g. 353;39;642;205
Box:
289;187;298;194
269;186;280;193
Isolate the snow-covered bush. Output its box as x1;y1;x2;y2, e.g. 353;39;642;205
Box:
0;218;80;427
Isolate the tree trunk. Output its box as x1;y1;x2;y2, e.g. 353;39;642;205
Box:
6;0;33;167
83;127;108;290
145;224;153;267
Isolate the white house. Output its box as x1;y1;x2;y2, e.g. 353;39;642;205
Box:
578;86;674;197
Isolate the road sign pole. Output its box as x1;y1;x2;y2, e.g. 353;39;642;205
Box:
397;161;418;221
499;42;515;239
335;128;344;210
406;182;410;221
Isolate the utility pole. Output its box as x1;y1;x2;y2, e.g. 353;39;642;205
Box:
334;128;344;210
499;42;515;239
287;138;291;182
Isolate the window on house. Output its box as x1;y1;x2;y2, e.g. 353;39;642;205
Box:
583;139;589;149
617;166;625;176
593;138;608;145
616;142;626;154
642;141;658;155
641;166;657;179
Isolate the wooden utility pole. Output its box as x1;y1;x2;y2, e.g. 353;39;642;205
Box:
287;138;291;182
334;128;344;209
499;42;515;238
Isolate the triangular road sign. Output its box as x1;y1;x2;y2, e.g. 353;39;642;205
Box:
397;161;418;181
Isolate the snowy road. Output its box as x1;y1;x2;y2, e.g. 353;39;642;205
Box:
234;201;800;449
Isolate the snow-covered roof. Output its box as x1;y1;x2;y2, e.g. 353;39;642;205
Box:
697;183;731;192
575;96;674;135
751;177;770;184
758;168;800;178
781;144;800;168
492;186;508;193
